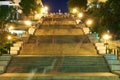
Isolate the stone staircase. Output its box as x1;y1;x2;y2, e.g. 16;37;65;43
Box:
0;56;119;80
42;17;76;26
34;29;84;35
27;35;89;43
6;56;56;73
59;56;110;72
0;54;12;73
39;25;77;29
20;28;97;56
20;15;97;56
0;73;119;80
1;15;119;80
20;43;97;55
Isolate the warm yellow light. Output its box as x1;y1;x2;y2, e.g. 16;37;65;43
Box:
72;8;77;13
41;6;49;14
9;26;14;30
99;0;107;3
41;8;46;13
24;21;32;26
44;6;48;11
78;13;83;18
86;19;93;26
34;14;41;20
88;0;107;5
35;14;40;18
7;36;12;40
103;34;111;40
35;14;40;19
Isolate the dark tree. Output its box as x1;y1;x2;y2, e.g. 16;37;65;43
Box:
67;0;87;13
87;0;120;39
19;0;42;16
0;31;13;55
0;31;10;45
105;0;120;39
0;5;12;29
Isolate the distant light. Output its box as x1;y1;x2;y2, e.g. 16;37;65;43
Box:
35;14;42;20
86;19;93;26
72;8;77;13
36;14;40;17
9;26;14;30
103;34;112;40
59;9;61;13
41;6;49;14
24;21;32;26
44;6;48;11
78;13;83;18
7;36;12;40
99;0;107;3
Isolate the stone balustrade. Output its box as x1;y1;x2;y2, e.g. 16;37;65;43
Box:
95;43;106;54
104;54;120;73
83;28;90;34
10;41;23;55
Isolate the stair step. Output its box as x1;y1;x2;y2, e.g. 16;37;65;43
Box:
0;73;119;80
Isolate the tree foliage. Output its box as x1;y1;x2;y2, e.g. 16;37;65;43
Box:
19;0;42;16
0;5;10;20
0;31;10;45
0;5;16;29
0;5;11;28
0;31;13;55
67;0;87;13
87;0;120;39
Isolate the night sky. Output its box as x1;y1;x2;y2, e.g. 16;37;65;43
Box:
42;0;68;13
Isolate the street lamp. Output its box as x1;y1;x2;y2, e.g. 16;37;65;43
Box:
78;12;83;18
41;6;49;14
72;8;78;14
7;36;12;54
103;34;112;54
86;19;93;26
86;19;93;34
44;6;48;11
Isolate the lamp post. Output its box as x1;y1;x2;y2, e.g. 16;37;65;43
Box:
7;36;12;54
103;34;111;54
86;19;93;34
